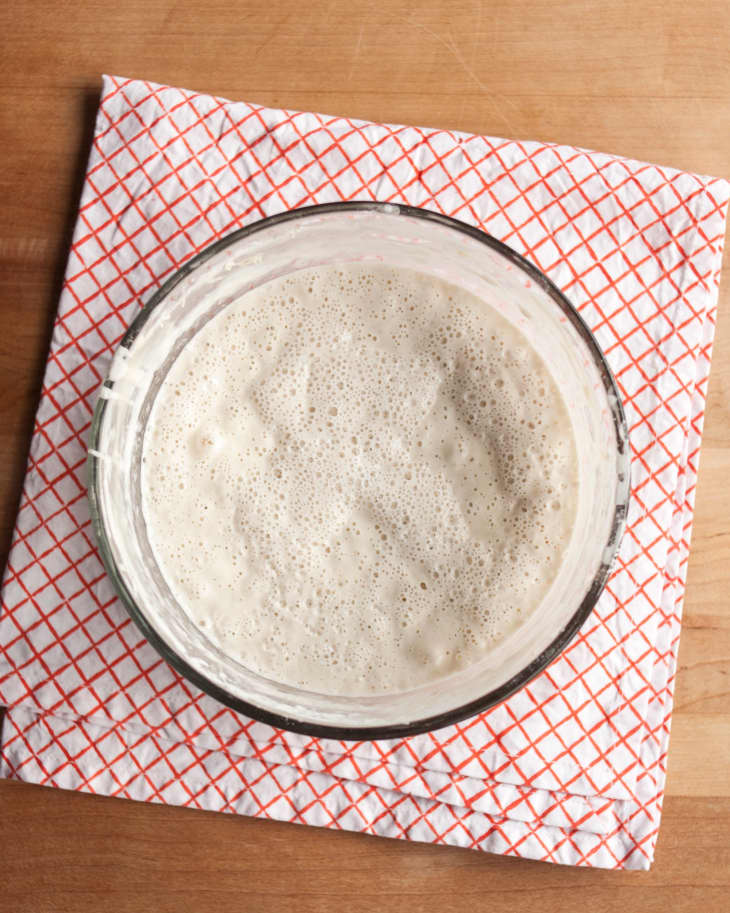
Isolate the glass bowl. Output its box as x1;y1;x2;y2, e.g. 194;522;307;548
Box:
88;202;630;740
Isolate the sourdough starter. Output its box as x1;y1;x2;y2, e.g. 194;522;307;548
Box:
141;264;578;695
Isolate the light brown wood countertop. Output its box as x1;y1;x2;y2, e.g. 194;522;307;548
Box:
1;2;729;910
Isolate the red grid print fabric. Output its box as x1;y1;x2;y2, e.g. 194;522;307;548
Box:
1;75;728;869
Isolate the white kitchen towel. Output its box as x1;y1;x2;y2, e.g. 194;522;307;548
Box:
1;75;727;868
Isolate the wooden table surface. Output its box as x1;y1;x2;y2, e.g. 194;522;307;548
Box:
1;1;729;910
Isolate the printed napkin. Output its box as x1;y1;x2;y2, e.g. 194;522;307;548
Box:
1;75;727;870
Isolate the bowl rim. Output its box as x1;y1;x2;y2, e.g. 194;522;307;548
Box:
88;200;630;741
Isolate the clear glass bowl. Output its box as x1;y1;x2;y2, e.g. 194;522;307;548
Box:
88;202;630;740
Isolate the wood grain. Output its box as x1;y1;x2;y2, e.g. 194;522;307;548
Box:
1;0;729;909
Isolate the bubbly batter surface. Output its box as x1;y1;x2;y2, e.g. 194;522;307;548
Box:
141;264;578;694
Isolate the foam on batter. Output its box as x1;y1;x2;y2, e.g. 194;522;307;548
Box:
141;264;579;695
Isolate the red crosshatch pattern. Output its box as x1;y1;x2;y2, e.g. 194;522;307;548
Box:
0;76;728;869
